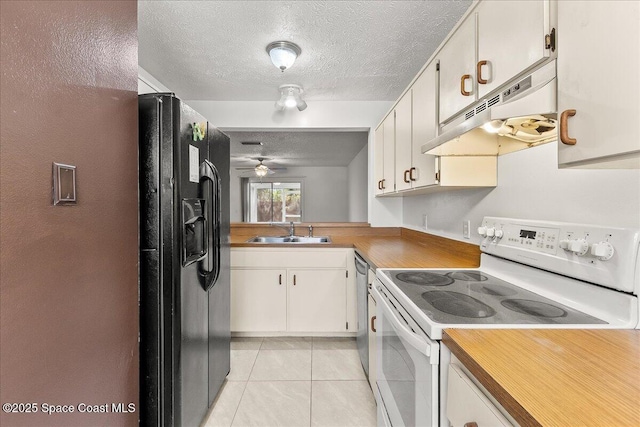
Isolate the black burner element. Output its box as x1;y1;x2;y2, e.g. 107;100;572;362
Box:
501;299;567;318
422;291;496;318
395;272;454;287
446;271;488;282
469;284;518;297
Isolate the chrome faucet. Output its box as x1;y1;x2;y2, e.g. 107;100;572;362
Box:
308;225;313;237
270;221;295;237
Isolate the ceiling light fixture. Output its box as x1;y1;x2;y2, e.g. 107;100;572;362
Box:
275;84;307;112
266;41;301;72
255;158;269;177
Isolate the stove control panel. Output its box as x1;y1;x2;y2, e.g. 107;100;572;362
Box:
479;217;640;294
479;223;559;254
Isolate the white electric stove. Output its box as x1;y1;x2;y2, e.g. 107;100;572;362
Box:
372;217;640;427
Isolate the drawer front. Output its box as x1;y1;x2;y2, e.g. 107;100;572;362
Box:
447;364;513;427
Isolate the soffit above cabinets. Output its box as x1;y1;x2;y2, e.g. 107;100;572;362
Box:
138;0;472;101
228;130;369;168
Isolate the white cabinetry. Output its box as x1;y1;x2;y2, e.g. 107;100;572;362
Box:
382;114;395;193
230;248;355;335
436;157;497;188
476;0;550;98
439;0;551;123
288;269;347;332
408;63;438;189
557;1;640;168
438;16;476;123
231;269;286;332
374;115;396;195
395;92;413;192
374;126;385;196
447;362;514;427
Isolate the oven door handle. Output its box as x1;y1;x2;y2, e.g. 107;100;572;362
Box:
374;284;431;357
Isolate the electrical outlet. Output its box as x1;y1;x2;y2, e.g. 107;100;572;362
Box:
463;220;471;239
423;214;428;231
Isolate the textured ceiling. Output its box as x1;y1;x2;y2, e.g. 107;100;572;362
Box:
138;0;472;101
227;130;369;168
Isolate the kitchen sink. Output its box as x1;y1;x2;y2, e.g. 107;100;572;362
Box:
246;236;331;244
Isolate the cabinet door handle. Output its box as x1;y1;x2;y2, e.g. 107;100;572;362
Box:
381;179;385;190
409;167;416;181
293;274;296;286
403;169;410;183
477;60;488;84
560;109;577;145
279;274;282;285
464;423;478;427
460;74;472;96
370;315;377;332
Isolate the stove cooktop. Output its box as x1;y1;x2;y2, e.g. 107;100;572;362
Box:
383;269;606;325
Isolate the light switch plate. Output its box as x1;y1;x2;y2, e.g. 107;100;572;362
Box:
463;220;471;239
53;162;77;205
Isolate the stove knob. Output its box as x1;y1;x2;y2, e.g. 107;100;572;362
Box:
591;241;615;260
560;239;571;250
569;239;589;256
494;229;504;239
477;226;487;237
486;227;496;237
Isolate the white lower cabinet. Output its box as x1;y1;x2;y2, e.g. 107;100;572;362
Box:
230;248;355;334
288;269;347;332
231;269;286;332
447;361;515;427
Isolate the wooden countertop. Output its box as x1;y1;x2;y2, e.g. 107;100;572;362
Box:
231;225;481;269
443;329;640;427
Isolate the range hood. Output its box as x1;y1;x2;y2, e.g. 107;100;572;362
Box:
423;60;557;156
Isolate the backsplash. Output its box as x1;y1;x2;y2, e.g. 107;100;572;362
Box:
403;142;640;244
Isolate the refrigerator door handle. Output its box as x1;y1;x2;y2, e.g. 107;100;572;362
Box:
199;159;221;291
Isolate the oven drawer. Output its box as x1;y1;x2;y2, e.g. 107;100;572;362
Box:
447;363;514;427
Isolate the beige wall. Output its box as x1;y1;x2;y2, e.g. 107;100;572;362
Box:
0;1;139;426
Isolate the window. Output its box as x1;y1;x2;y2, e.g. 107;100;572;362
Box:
247;181;302;223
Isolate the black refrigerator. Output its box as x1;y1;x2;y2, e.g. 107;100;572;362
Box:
138;93;230;427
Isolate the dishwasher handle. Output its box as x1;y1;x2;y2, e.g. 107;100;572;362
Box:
355;253;368;275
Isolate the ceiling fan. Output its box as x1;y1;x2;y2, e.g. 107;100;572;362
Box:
234;158;286;177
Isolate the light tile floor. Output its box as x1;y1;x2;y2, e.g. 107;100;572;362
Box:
202;337;377;427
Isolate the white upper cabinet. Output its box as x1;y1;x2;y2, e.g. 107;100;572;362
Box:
374;125;385;196
411;62;438;188
557;1;640;168
382;114;395;193
439;0;552;123
476;0;550;98
395;92;413;192
438;15;477;123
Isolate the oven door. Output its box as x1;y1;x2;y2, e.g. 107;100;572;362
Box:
373;280;440;427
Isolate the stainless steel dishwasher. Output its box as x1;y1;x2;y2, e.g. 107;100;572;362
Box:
355;252;369;377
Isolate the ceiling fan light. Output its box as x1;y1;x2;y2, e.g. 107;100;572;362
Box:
266;41;301;72
255;163;269;177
